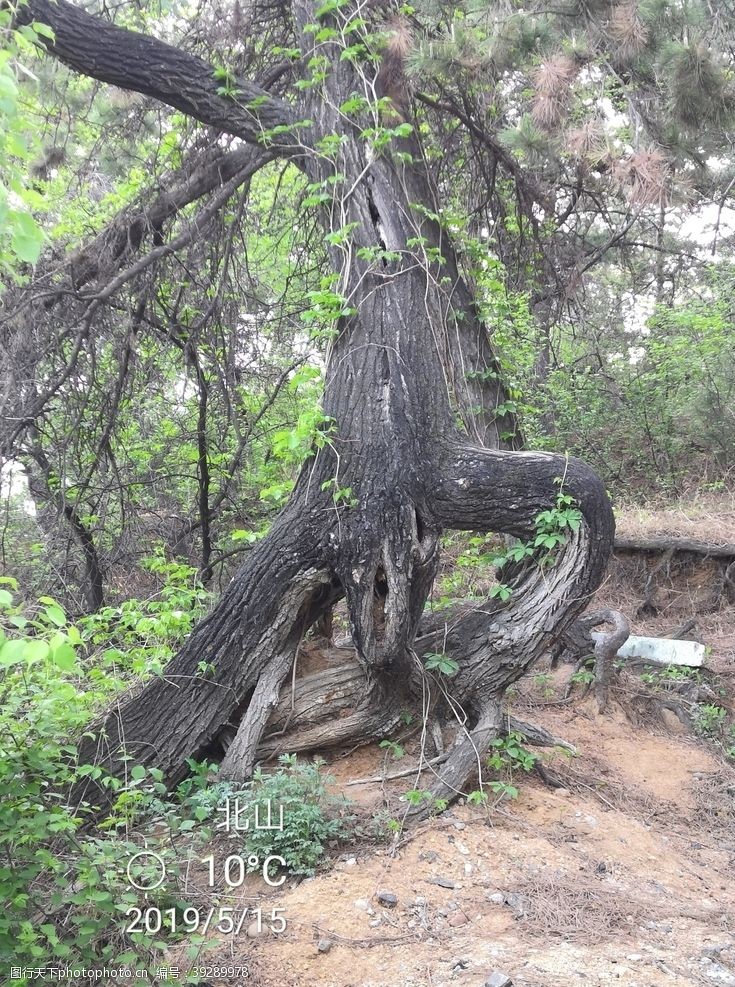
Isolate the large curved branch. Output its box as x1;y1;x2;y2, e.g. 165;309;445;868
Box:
430;447;615;684
433;445;613;545
62;144;273;292
17;0;295;147
1;158;262;455
403;444;615;810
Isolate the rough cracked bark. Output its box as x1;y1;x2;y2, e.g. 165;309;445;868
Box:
21;0;615;811
16;0;294;146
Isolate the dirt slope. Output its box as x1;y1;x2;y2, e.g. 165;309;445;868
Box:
172;502;735;987
182;699;734;987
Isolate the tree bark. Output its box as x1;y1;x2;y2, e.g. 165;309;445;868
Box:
16;0;293;146
63;145;273;293
614;536;735;559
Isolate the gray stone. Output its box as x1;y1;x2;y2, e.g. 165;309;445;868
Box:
702;946;726;958
317;938;333;953
504;892;527;917
432;876;456;889
487;892;505;905
485;973;513;987
700;956;735;986
353;898;370;911
377;890;398;907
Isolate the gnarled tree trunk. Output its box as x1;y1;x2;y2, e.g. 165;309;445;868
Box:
16;0;615;812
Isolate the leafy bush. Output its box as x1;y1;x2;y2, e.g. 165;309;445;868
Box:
484;730;539;799
238;754;354;876
692;703;728;737
0;577;214;981
80;552;211;679
529;264;735;494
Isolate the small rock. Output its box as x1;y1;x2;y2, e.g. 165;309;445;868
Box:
246;921;263;938
626;954;643;962
504;892;527;917
353;898;370;911
487;892;505;905
452;958;470;970
413;896;427;906
447;911;468;927
703;946;726;958
555;787;570;796
345;856;357;867
452;821;467;830
317;938;333;953
377;890;398;907
432;876;456;889
369;918;382;928
485;973;513;987
700;957;735;986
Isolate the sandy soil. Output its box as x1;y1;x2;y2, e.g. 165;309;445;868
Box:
183;698;734;987
171;509;735;987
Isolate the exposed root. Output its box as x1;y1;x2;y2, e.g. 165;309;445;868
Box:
591;608;630;711
257;703;402;761
505;715;577;754
220;645;297;781
638;546;675;615
613;665;722;733
406;701;503;818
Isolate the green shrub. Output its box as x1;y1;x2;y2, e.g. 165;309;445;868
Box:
692;703;728;737
0;578;214;981
238;754;354;876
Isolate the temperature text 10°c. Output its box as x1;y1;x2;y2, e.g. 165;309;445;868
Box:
201;853;287;887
